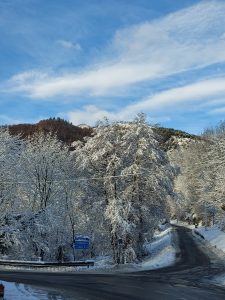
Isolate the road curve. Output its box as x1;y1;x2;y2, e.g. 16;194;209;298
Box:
0;226;225;299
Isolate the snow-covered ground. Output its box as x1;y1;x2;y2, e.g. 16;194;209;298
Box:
137;226;177;271
170;219;195;229
111;226;177;272
194;226;225;253
193;225;225;287
0;280;64;299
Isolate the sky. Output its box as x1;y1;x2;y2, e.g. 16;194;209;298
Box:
1;0;225;133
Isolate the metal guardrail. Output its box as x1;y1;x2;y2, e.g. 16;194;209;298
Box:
0;260;94;268
193;230;205;239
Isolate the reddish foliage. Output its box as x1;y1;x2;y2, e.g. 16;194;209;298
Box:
7;118;93;144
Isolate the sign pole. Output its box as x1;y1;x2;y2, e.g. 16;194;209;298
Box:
73;246;76;261
73;226;75;261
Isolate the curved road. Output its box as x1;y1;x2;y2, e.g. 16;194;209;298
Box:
0;226;225;299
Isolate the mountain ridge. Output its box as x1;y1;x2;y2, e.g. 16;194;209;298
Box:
1;118;199;149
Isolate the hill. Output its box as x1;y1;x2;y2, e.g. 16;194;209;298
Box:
3;118;199;150
154;126;199;150
6;118;93;144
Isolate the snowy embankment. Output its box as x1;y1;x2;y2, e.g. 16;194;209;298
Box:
138;226;177;271
193;226;225;286
171;219;195;229
72;226;177;272
114;226;177;272
194;226;225;253
0;280;64;299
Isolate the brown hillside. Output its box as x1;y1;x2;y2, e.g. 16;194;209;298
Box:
7;118;93;144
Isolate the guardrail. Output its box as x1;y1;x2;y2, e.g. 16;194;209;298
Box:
0;260;94;268
193;230;205;239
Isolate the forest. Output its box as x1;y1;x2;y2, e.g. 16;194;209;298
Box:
0;115;225;264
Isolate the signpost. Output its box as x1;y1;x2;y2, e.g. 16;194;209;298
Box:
73;236;90;250
72;235;90;261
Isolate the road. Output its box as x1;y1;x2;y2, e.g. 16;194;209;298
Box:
0;226;225;299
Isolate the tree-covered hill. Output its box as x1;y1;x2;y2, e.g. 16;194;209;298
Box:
2;118;199;150
4;118;93;144
154;126;197;142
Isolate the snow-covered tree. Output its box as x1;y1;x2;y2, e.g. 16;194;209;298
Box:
169;125;225;227
0;129;23;213
19;133;69;210
74;115;174;263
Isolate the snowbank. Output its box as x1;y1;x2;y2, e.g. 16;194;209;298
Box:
194;226;225;252
213;274;225;286
171;219;195;229
193;226;225;287
0;280;64;299
116;226;177;272
139;227;176;270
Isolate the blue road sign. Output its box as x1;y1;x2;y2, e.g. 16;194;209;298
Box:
74;236;90;250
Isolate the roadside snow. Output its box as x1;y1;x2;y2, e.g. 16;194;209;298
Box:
116;226;177;272
193;226;225;287
213;274;225;286
171;220;195;229
0;280;64;299
138;227;176;271
90;256;113;269
194;226;225;252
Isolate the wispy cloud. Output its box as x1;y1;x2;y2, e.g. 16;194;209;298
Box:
3;1;225;99
64;77;225;124
63;105;171;125
57;40;82;51
208;107;225;115
125;77;225;113
64;105;117;125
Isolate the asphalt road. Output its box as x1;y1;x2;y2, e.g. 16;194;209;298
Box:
0;226;225;299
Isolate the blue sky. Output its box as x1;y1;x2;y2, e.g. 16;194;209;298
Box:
1;0;225;133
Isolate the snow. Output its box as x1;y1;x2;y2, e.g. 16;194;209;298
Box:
193;226;225;287
0;280;64;299
0;259;45;264
90;256;113;269
88;226;177;272
112;226;177;272
170;219;195;229
194;226;225;252
138;227;176;270
213;274;225;286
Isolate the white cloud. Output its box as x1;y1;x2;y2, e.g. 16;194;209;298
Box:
65;105;171;125
65;77;225;124
57;40;82;51
125;78;225;113
65;105;119;125
208;107;225;115
13;63;160;98
3;1;225;99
